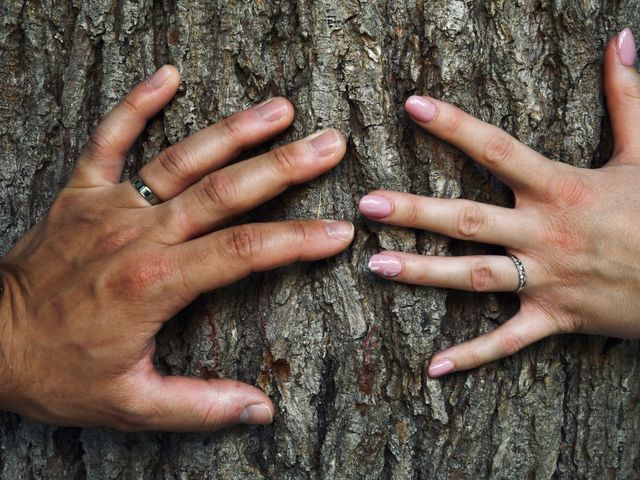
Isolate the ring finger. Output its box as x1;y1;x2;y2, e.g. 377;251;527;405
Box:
367;252;530;293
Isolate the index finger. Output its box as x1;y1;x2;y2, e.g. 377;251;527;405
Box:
404;96;557;193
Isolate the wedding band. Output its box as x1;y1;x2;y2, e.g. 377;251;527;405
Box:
131;175;161;206
509;254;527;294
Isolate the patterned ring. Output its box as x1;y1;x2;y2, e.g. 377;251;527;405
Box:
131;175;161;206
509;254;527;294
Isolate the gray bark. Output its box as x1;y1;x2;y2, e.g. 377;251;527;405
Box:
1;0;639;478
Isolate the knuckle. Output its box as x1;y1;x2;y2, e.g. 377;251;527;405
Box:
157;143;196;183
112;255;168;296
199;173;238;211
443;108;464;134
620;81;640;102
291;221;312;243
405;198;420;225
87;128;115;158
228;224;263;261
553;173;590;207
499;330;525;356
482;131;514;168
455;202;486;238
469;260;495;292
271;145;299;177
120;96;142;118
220;114;245;145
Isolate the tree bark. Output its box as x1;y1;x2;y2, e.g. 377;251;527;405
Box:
1;0;639;478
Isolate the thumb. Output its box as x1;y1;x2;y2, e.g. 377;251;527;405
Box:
125;374;274;432
604;28;640;157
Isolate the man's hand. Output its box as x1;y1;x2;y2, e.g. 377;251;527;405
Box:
0;65;353;431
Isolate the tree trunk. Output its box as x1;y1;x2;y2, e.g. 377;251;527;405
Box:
1;1;639;478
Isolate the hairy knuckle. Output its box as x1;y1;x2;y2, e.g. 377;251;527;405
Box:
158;143;195;183
456;202;485;238
229;224;262;261
199;173;238;211
271;146;299;177
469;260;494;292
482;132;514;168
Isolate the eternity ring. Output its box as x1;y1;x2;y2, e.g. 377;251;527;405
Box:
131;175;161;206
509;254;527;294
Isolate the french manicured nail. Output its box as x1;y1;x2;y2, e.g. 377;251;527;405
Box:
617;28;637;67
428;359;455;378
239;403;273;425
405;96;437;123
310;129;340;156
324;221;354;241
359;195;393;218
146;66;173;89
255;97;289;122
368;254;403;277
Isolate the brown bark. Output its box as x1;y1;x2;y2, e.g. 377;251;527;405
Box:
0;1;639;478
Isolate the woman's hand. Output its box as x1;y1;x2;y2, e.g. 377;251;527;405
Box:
360;29;640;377
0;66;353;431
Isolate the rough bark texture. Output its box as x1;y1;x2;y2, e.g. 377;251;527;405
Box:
1;1;639;478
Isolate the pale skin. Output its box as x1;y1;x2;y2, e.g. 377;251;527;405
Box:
361;29;640;377
0;30;638;431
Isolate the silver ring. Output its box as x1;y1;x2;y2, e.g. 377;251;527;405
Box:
509;255;527;294
131;175;161;206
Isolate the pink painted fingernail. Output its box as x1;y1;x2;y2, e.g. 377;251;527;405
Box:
405;96;437;123
359;195;393;218
428;359;455;378
146;66;173;89
617;28;637;67
368;254;403;277
239;403;273;425
310;129;340;156
255;98;289;122
324;221;354;241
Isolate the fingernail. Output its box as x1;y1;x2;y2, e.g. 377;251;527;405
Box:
324;220;354;241
359;194;393;218
254;97;289;122
146;66;173;89
405;96;437;123
617;28;637;67
239;403;273;425
368;254;403;277
309;129;340;156
428;359;455;378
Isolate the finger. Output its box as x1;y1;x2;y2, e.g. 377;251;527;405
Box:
426;309;556;378
404;95;557;193
604;28;640;158
173;220;354;297
359;191;535;249
136;97;295;202
162;129;346;240
127;374;273;432
367;253;523;292
71;65;181;186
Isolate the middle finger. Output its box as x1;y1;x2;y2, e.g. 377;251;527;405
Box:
159;129;346;241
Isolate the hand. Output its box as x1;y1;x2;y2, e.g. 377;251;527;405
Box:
0;66;353;431
359;29;640;377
